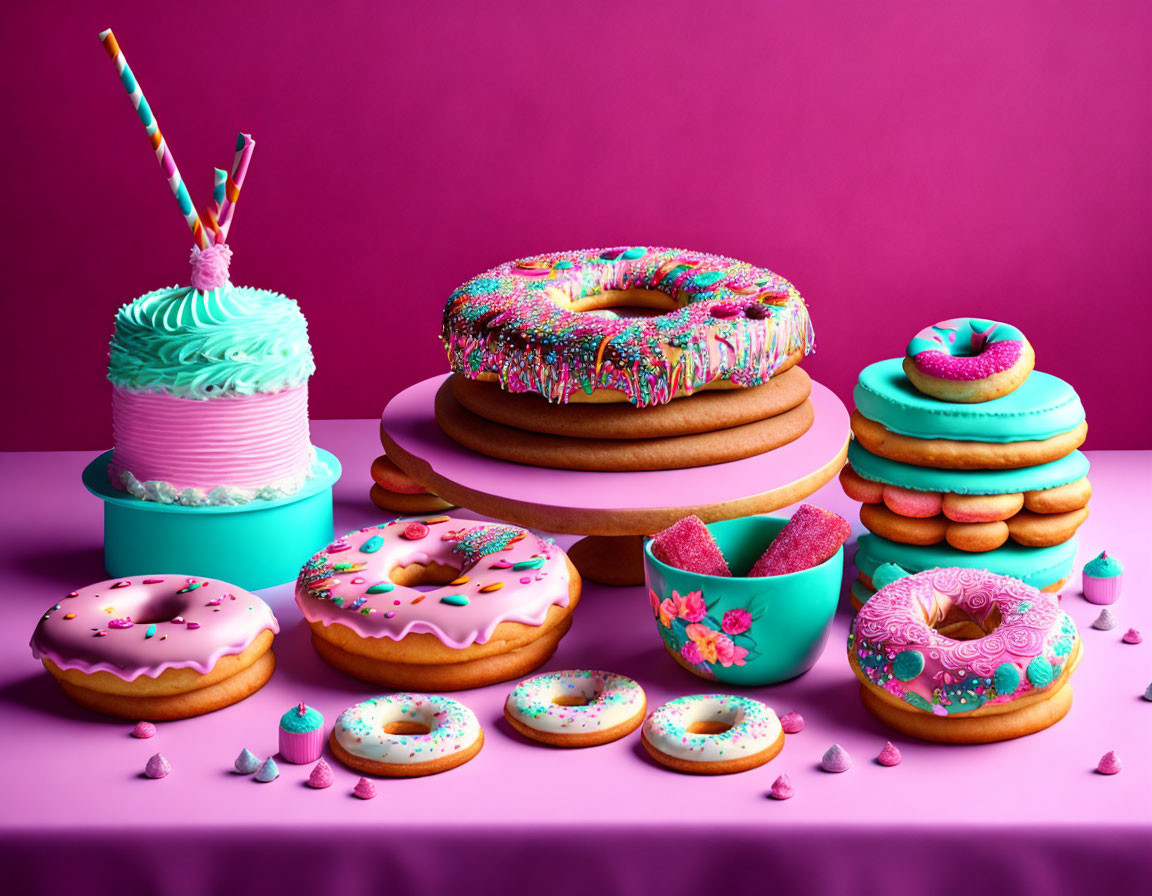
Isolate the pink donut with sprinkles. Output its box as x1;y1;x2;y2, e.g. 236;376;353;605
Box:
902;318;1035;403
441;247;814;406
849;567;1080;743
296;516;581;690
29;576;279;719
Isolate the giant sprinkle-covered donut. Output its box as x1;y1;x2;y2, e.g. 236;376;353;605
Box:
441;247;814;406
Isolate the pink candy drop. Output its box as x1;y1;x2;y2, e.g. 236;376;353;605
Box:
780;711;805;734
1097;751;1122;775
144;753;170;779
353;777;377;799
769;774;794;800
877;742;902;767
307;759;334;789
132;721;156;739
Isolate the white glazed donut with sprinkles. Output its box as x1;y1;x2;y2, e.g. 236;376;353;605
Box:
329;693;484;777
641;694;785;775
504;670;647;747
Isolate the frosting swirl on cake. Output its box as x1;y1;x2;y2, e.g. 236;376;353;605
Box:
108;284;315;399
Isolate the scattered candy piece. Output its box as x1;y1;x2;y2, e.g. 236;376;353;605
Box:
353;777;377;799
144;753;170;779
780;711;805;734
254;757;280;782
234;748;260;775
871;563;910;591
1091;608;1117;631
132;721;156;739
1143;682;1152;702
769;774;794;800
1097;751;1122;775
820;743;852;773
749;505;851;576
876;741;902;767
307;759;334;789
1122;628;1143;644
650;516;732;577
402;522;430;540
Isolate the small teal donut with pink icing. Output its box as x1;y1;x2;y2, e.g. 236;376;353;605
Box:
849;567;1080;741
504;670;647;746
903;318;1034;403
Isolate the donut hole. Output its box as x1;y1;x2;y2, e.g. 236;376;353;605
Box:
560;288;682;318
928;599;1003;642
383;720;432;736
389;562;461;591
686;721;734;735
132;593;191;625
552;695;590;707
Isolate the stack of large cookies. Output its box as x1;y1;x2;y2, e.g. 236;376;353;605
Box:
435;364;813;471
841;321;1090;608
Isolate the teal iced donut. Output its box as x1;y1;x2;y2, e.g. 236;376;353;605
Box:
855;359;1083;443
902;318;1035;403
855;533;1076;595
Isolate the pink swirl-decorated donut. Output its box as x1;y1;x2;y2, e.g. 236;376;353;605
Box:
848;567;1080;743
296;516;581;690
30;576;279;719
903;318;1035;402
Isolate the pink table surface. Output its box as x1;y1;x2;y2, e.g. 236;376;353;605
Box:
1;422;1149;896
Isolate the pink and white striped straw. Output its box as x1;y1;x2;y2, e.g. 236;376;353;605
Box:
98;28;210;249
214;133;255;244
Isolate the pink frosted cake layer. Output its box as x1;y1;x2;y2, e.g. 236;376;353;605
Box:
109;384;313;497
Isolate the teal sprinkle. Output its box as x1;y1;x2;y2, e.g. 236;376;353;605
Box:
144;624;157;639
1017;601;1033;614
439;594;469;607
512;557;546;571
1026;656;1053;688
366;582;395;593
903;692;932;712
621;246;648;259
892;650;925;682
993;662;1021;695
178;582;204;593
332;597;345;607
694;270;726;287
360;536;384;554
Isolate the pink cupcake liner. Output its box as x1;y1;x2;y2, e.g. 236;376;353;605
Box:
1083;576;1122;605
279;726;324;764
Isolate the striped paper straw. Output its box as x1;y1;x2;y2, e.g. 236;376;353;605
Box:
99;29;210;249
205;167;228;234
214;133;255;244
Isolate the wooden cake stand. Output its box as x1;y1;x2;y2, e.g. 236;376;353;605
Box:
380;375;850;585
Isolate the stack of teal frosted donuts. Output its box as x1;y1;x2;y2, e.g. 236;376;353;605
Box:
840;319;1090;608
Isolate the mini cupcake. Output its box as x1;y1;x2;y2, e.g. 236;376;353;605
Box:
1082;551;1123;605
279;702;324;764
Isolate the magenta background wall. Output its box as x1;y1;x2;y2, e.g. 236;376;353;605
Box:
4;1;1150;451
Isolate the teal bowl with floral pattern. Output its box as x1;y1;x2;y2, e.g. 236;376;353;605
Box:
643;515;844;686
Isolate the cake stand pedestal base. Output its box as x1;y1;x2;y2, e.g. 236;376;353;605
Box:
83;449;342;590
380;376;851;586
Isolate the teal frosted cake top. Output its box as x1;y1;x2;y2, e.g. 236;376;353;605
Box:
108;282;315;399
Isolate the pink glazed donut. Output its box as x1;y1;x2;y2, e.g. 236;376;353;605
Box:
902;318;1035;402
30;576;279;719
296;517;582;690
849;567;1080;743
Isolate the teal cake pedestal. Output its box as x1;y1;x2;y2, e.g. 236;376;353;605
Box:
82;448;341;590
